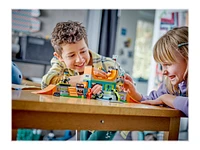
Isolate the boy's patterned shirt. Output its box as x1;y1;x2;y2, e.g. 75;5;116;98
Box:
41;50;125;89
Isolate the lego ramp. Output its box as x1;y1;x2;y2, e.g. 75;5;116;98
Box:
126;93;140;103
92;70;118;81
32;84;57;95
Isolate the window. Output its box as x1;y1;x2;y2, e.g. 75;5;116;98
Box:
132;20;154;81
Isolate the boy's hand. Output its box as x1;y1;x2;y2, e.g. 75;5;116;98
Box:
91;84;102;95
93;68;107;79
67;75;84;86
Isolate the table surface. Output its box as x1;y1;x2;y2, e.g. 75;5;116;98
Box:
12;90;184;117
12;90;185;140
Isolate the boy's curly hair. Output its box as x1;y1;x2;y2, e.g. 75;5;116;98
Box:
51;21;88;56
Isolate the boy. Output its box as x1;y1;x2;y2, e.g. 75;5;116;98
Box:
42;21;130;140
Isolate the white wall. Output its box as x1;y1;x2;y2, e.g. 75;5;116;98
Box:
31;9;102;53
86;10;102;53
31;10;88;38
115;10;155;74
115;10;138;74
115;10;155;95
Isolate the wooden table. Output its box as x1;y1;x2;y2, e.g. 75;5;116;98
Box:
12;90;185;140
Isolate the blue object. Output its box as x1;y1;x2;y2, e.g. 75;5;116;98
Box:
44;130;72;141
17;129;41;140
121;28;127;36
54;130;72;140
12;62;23;84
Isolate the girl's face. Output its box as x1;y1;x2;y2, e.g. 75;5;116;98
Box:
161;52;187;86
55;39;90;73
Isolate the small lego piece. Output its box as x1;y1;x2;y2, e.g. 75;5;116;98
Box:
86;88;92;99
53;92;60;97
111;89;120;101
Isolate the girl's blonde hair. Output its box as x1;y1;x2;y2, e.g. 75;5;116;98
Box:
153;26;188;95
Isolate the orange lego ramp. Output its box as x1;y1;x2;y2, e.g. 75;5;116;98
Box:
84;65;118;81
32;84;57;95
107;70;118;80
92;69;118;81
126;93;140;103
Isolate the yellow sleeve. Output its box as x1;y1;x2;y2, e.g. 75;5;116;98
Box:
41;57;65;89
50;76;63;85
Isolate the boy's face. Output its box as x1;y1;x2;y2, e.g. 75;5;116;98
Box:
55;39;90;73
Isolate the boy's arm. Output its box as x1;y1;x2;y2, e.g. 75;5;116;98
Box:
42;57;85;88
60;75;84;87
41;57;65;89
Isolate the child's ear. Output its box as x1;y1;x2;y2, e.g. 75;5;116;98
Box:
53;52;64;62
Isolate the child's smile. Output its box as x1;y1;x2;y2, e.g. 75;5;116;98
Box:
162;53;187;86
75;62;85;68
55;39;90;73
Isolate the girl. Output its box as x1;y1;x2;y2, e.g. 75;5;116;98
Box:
124;26;188;116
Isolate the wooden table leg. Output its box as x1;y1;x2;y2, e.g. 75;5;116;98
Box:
164;117;180;140
12;129;17;141
163;131;169;140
